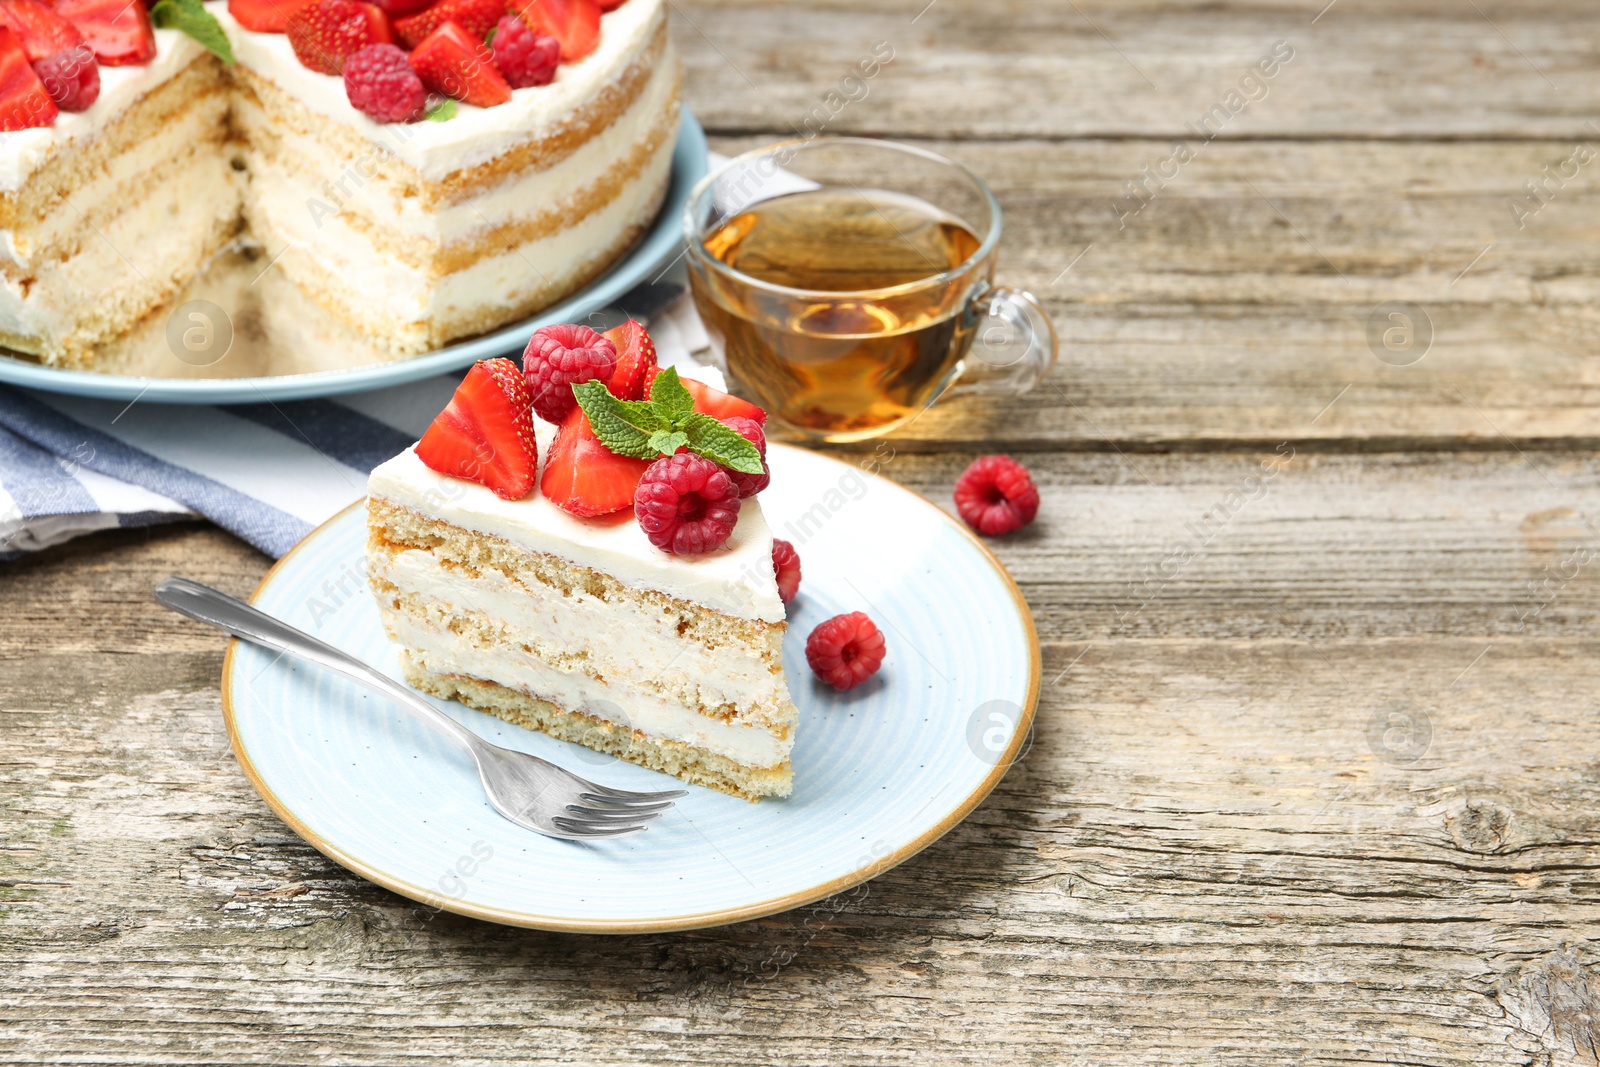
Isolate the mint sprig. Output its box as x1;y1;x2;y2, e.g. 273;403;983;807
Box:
150;0;234;63
572;367;766;476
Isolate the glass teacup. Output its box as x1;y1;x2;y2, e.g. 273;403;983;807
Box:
684;137;1056;442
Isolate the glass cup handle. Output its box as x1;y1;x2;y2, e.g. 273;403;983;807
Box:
947;285;1058;399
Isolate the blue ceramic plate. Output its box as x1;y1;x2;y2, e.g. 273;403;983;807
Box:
222;443;1039;932
0;113;708;406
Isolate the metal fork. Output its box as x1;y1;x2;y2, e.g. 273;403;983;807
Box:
155;577;686;841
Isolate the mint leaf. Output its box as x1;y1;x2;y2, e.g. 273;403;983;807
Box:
648;366;696;421
572;381;659;460
683;413;764;475
648;429;690;455
150;0;234;62
426;98;457;122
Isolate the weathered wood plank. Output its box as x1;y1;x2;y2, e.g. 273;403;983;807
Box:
6;630;1600;1065
680;0;1600;141
706;135;1600;449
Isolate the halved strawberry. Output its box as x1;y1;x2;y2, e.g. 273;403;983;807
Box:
228;0;298;33
0;26;53;129
409;19;509;107
54;0;153;65
512;0;598;62
415;357;539;500
601;319;657;401
286;0;392;74
0;0;84;62
683;377;768;426
540;403;651;517
393;0;497;48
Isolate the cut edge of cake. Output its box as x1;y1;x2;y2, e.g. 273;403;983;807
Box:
365;488;798;802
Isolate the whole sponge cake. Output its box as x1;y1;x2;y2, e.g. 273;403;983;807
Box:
0;0;680;368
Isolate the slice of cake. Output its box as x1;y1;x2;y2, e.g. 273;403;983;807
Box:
0;0;680;367
366;323;797;799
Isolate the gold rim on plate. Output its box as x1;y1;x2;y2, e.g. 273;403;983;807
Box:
220;444;1041;933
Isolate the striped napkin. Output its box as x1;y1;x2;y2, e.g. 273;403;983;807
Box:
0;285;711;561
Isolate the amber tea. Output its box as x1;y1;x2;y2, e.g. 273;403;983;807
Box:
692;188;985;437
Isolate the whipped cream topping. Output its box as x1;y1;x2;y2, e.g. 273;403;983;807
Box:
216;0;664;182
368;412;786;624
0;29;206;193
0;0;664;191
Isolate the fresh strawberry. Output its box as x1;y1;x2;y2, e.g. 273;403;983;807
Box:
228;0;297;33
287;0;393;75
415;358;539;500
0;27;54;129
54;0;153;65
683;377;767;426
409;19;510;107
393;0;497;49
601;319;656;401
512;0;598;62
0;0;84;62
540;403;651;517
596;0;624;9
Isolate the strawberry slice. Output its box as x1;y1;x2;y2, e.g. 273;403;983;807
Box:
0;0;83;62
228;0;298;33
683;377;768;426
601;319;657;401
286;0;393;74
512;0;598;62
393;0;497;48
0;26;53;129
54;0;153;65
540;403;651;517
409;19;509;107
415;358;539;500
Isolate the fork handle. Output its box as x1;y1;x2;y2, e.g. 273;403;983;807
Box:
155;576;481;752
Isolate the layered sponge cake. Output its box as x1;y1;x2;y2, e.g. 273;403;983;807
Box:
367;323;797;799
0;0;679;367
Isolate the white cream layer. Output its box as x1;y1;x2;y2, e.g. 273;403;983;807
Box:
368;420;786;625
372;545;785;708
243;46;679;245
0;0;663;192
387;612;789;767
0;29;206;193
244;54;676;326
215;0;665;183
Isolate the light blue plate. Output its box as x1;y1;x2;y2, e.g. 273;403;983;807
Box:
222;443;1040;932
0;113;708;406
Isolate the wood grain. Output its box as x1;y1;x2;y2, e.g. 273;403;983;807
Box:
8;0;1600;1062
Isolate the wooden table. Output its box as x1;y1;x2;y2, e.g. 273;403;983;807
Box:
7;2;1600;1062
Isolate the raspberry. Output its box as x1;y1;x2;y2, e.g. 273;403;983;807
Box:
771;538;800;605
490;14;558;89
720;415;770;498
634;452;741;555
953;455;1039;536
342;43;425;123
33;47;98;112
523;323;617;423
805;612;886;691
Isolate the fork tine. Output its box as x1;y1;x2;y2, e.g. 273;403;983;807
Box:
551;815;653;837
566;803;668;822
578;781;689;801
576;793;678;812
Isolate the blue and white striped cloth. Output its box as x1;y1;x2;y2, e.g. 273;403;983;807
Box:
0;289;710;561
